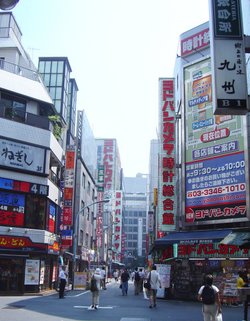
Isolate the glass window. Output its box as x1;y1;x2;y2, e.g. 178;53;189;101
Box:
25;195;46;229
45;61;51;73
50;74;57;86
55;87;62;99
2;93;26;122
49;87;56;100
51;61;57;73
82;173;86;188
57;61;64;73
39;61;45;73
56;74;63;86
44;73;50;85
54;100;61;113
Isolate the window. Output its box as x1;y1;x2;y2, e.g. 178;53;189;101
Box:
82;173;86;188
25;195;46;229
2;93;26;122
87;181;90;195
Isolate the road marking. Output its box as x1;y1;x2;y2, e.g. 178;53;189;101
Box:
74;305;114;309
67;291;90;297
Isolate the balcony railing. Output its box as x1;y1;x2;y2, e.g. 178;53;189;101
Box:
0;105;53;131
0;59;40;82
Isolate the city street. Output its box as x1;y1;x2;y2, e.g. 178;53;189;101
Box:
0;280;244;321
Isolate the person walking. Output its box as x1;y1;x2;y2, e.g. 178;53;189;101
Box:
148;265;161;308
198;274;221;321
101;266;106;290
58;266;67;299
89;268;102;310
236;271;246;305
113;270;119;282
139;268;145;292
133;267;141;295
120;268;130;296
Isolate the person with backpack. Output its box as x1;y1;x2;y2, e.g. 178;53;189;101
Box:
89;268;102;310
198;274;222;321
134;267;141;295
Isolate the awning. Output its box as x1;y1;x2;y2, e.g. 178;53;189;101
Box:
154;229;232;247
220;230;250;249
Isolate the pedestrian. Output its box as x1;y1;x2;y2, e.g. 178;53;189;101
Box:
133;267;141;295
148;265;161;308
101;266;106;289
139;268;145;292
89;268;102;310
236;271;246;305
58;266;67;299
120;268;130;296
113;270;119;282
198;274;222;321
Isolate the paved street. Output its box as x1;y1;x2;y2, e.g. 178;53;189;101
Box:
0;280;244;321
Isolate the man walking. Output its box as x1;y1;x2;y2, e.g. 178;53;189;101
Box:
120;268;130;296
58;266;67;299
134;267;141;295
148;265;161;308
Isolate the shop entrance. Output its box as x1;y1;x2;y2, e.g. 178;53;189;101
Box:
0;258;24;294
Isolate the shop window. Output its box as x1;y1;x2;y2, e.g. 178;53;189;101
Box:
25;195;46;229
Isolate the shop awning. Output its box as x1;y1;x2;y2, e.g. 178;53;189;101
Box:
220;230;250;249
154;229;232;247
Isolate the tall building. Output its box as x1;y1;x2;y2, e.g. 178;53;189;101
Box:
0;12;64;294
123;173;148;268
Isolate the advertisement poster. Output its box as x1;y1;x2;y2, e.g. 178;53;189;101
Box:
156;264;171;298
184;58;247;224
24;259;40;285
74;272;88;289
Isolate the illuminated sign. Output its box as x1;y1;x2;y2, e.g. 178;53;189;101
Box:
0;177;49;196
0;191;25;226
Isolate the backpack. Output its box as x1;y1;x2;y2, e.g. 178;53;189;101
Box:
90;276;98;292
134;272;140;282
201;285;215;305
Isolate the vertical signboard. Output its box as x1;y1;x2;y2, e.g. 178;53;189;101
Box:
209;0;248;115
103;139;115;190
158;78;176;233
61;145;75;247
113;190;122;261
184;58;247;224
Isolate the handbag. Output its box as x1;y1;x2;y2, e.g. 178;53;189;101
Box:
144;272;151;290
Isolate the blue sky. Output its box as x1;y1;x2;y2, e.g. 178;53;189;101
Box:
13;0;209;177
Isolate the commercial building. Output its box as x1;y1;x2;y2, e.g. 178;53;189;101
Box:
123;173;148;268
153;1;250;302
0;12;63;294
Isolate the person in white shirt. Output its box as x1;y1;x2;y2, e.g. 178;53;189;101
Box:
90;268;103;310
58;266;67;299
148;265;161;308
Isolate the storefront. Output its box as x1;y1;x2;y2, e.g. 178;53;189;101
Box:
153;229;250;302
0;234;60;295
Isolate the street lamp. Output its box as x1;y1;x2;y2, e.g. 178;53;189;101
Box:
72;199;109;289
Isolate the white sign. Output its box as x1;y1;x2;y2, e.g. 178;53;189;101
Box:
24;259;40;285
0;138;46;173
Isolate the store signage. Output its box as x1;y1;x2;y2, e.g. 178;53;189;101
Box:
0;177;49;195
178;242;249;258
113;190;122;261
184;58;247;224
0;138;46;174
0;191;25;226
103;139;115;190
0;235;47;251
158;78;176;232
181;27;210;57
209;0;248;115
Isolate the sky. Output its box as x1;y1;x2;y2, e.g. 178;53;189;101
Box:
13;0;209;177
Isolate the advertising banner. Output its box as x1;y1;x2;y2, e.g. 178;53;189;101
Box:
184;58;247;224
158;78;176;232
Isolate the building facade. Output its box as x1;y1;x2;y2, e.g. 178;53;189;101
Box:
0;13;63;294
123;173;148;268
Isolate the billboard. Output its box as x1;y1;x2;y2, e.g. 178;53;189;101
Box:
158;78;177;233
184;58;247;224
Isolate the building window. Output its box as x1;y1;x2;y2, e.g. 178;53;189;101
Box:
87;181;90;195
2;93;26;122
82;173;86;188
26;195;46;229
